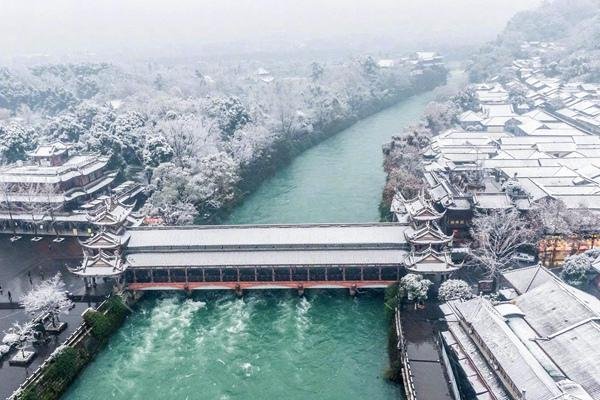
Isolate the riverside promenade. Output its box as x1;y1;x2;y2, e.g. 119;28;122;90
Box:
397;304;456;400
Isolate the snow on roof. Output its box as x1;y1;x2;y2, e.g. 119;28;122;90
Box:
125;223;409;251
126;248;408;268
255;67;270;75
459;110;483;122
536;142;577;153
28;142;71;158
450;298;562;400
473;193;512;209
377;59;395;68
482;104;514;117
0;155;109;184
553;195;600;210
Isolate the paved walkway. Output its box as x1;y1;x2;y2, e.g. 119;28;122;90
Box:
0;235;111;399
0;235;111;301
400;303;453;400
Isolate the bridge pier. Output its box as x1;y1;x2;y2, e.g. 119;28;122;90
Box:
234;284;243;298
297;284;305;297
349;284;357;297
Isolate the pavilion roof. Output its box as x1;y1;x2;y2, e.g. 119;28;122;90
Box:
396;190;445;222
404;223;452;245
87;197;135;226
404;247;460;273
69;250;125;277
78;228;128;250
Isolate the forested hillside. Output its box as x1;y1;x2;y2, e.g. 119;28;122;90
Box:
0;57;446;224
468;0;600;83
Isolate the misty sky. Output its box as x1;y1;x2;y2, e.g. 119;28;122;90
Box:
1;0;541;58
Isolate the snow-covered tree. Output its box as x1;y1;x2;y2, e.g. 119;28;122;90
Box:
470;208;537;278
158;116;215;168
399;274;433;308
20;273;73;328
0;121;37;164
530;199;574;236
205;96;251;139
142;163;195;224
310;62;324;81
438;279;473;301
530;199;600;236
502;179;527;198
451;86;480;111
8;321;36;359
423;101;459;135
143;134;173;168
190;152;240;220
561;253;594;287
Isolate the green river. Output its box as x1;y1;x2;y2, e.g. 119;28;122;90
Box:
63;76;456;399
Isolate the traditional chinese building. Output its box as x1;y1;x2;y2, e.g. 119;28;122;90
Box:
441;266;600;400
404;247;461;283
393;190;460;283
0;141;142;236
391;190;445;224
69;197;142;281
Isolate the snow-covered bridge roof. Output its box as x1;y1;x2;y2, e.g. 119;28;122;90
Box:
122;223;410;268
124;223;410;251
126;249;407;268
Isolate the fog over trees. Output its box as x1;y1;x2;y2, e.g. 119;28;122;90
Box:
0;1;540;60
468;0;600;82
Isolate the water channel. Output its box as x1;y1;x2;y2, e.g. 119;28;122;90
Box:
63;74;460;400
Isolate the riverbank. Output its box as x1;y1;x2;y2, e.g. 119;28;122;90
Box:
212;67;448;223
7;67;449;399
379;69;467;221
10;295;133;400
0;235;117;399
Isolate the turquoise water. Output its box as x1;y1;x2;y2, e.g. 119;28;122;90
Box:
227;93;439;224
62;80;453;399
64;291;399;400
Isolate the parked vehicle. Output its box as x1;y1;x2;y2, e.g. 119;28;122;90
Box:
512;252;536;263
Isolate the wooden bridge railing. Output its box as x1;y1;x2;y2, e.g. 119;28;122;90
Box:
125;265;402;286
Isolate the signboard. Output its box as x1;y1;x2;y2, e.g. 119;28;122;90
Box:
478;279;494;294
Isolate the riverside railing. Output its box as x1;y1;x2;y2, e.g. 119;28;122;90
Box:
395;308;417;400
8;299;107;400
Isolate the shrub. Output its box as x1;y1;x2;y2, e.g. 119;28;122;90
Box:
84;309;113;339
45;347;81;381
561;253;593;287
84;296;129;339
438;279;473;302
384;283;400;319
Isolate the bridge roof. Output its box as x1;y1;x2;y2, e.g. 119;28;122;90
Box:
125;249;407;268
124;223;409;251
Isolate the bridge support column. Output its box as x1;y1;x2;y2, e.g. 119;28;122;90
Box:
234;284;243;298
349;284;358;297
297;284;305;297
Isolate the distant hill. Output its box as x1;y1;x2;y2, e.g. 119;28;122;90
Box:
468;0;600;83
